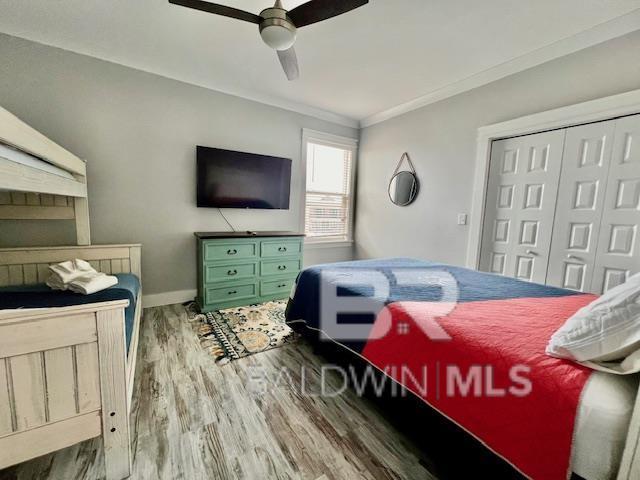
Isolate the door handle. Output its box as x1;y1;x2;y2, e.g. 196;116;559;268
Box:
566;254;584;262
525;249;538;256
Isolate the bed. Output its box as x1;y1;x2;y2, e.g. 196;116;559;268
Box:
0;266;140;361
285;258;640;480
0;245;142;480
0;106;141;480
0;106;90;244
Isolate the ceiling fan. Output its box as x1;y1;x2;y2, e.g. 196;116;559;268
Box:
168;0;368;81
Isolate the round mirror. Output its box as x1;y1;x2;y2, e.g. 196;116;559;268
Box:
389;171;419;206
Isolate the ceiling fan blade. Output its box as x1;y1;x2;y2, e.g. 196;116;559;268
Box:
288;0;368;28
168;0;261;24
277;47;299;81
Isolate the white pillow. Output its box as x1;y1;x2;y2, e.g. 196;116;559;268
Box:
546;273;640;363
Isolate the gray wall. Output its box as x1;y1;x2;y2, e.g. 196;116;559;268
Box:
3;30;640;297
356;30;640;265
0;34;357;296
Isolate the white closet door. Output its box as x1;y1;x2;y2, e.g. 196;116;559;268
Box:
546;120;616;291
479;130;565;283
591;115;640;293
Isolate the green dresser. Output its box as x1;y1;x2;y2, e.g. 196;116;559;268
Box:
195;232;304;312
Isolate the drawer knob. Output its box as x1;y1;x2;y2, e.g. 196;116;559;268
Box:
227;249;238;255
278;247;287;252
278;283;287;288
227;269;238;276
278;265;287;270
228;290;237;295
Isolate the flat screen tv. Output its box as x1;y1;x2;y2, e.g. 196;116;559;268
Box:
197;146;292;209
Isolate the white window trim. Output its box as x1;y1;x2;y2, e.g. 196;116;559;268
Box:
301;128;358;246
467;88;640;269
304;239;354;250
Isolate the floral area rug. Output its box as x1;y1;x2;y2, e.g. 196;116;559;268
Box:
190;300;296;364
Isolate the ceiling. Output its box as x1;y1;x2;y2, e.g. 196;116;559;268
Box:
1;0;639;126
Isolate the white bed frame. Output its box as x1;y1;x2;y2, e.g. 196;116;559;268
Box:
0;106;141;480
0;106;91;245
0;244;142;480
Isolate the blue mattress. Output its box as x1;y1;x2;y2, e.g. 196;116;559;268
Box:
0;273;140;355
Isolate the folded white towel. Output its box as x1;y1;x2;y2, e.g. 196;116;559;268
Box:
46;275;69;291
67;272;118;295
46;259;118;295
48;259;95;284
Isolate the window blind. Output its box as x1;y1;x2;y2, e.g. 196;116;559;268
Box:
305;142;353;241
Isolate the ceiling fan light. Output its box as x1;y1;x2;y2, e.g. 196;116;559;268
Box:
260;24;296;51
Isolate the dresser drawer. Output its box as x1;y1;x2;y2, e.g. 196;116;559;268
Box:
261;239;303;258
260;276;297;297
204;282;257;305
196;234;303;312
204;261;258;283
203;241;258;261
260;258;302;277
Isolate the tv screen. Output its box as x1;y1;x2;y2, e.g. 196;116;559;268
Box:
197;146;292;209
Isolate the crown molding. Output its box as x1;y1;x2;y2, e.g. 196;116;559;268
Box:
186;81;359;128
4;6;640;132
96;61;361;129
360;8;640;128
0;32;359;129
194;83;360;128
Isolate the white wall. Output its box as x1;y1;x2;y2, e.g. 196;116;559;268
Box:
356;30;640;265
0;34;357;297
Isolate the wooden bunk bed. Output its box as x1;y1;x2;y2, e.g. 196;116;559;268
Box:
0;106;90;244
0;106;140;480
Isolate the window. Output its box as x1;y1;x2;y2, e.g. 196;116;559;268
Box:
303;130;357;243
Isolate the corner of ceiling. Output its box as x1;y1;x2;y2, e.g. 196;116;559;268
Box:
359;8;640;128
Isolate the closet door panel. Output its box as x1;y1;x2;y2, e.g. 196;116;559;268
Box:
479;130;565;283
479;138;519;276
592;115;640;293
546;121;616;291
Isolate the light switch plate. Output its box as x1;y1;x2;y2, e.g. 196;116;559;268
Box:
457;213;468;225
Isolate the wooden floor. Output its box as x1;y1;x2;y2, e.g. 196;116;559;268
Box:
1;304;437;480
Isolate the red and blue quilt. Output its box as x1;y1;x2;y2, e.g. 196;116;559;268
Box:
285;258;597;479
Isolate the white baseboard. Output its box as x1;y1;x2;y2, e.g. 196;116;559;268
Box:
142;289;197;308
